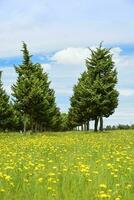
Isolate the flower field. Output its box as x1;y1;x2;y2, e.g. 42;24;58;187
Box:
0;131;133;200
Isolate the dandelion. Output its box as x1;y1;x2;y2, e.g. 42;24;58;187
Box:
99;184;107;189
116;184;120;187
126;184;132;189
48;172;55;176
0;189;5;192
48;187;52;191
5;175;11;181
38;177;43;183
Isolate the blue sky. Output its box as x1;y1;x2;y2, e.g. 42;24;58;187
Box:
0;0;134;126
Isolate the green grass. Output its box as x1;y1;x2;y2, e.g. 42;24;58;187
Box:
0;130;133;199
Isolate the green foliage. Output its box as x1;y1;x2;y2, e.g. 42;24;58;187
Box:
0;80;12;130
60;113;69;131
12;42;61;132
106;124;134;130
68;43;119;131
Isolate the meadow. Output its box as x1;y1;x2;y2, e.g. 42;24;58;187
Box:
0;131;133;200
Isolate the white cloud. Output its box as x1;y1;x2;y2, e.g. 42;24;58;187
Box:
0;0;134;57
51;46;122;66
119;89;134;96
52;47;90;65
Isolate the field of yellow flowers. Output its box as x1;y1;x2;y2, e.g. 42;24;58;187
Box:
0;130;133;200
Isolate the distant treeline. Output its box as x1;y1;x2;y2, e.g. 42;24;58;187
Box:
105;124;134;130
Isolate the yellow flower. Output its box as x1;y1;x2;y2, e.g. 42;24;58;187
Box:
48;172;55;176
126;184;132;189
113;174;118;178
48;187;52;191
98;192;111;199
24;178;29;183
115;197;120;200
5;175;11;181
116;184;120;187
10;182;15;187
99;184;107;189
0;189;5;192
38;177;43;183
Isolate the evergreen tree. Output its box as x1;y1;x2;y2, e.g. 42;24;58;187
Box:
12;42;60;132
86;43;119;131
0;71;12;130
68;43;119;132
68;72;91;130
61;113;69;131
7;102;24;131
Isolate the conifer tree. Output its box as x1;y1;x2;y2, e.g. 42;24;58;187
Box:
68;72;91;130
12;42;60;132
0;71;12;130
68;43;119;132
86;43;119;131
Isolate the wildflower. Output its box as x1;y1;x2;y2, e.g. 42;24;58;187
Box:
126;184;132;189
5;175;11;181
48;173;55;176
48;187;52;191
24;178;29;183
115;197;121;200
99;184;107;189
38;177;43;183
116;184;120;187
0;189;5;192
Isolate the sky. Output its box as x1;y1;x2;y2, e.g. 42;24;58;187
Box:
0;0;134;126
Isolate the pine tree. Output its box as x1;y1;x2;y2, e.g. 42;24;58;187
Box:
0;71;12;130
68;43;119;132
68;72;91;130
12;42;60;132
85;43;119;131
61;113;69;131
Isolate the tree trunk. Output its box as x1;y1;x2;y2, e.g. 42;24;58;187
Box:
31;120;34;133
99;116;103;131
23;120;26;133
30;115;34;133
87;121;89;131
23;114;27;133
84;123;87;131
81;124;83;131
35;122;38;132
94;117;99;132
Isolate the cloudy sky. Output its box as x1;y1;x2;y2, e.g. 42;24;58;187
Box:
0;0;134;126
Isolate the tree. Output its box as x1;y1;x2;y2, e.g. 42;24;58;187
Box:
0;71;12;130
68;43;119;132
86;43;119;131
60;113;69;131
12;42;60;132
68;72;92;130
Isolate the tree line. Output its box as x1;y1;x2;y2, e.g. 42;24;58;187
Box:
106;124;134;130
0;42;119;132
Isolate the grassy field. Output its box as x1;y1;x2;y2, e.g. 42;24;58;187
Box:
0;131;133;200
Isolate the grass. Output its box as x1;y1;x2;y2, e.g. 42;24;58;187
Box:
0;130;133;199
